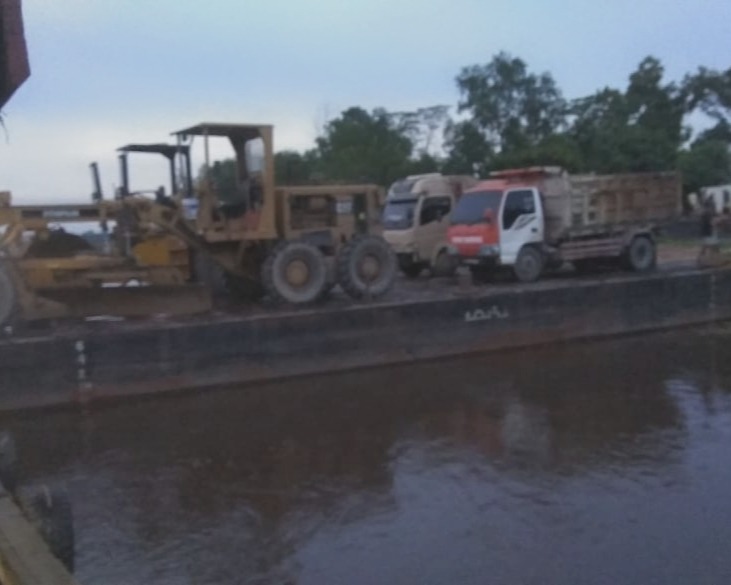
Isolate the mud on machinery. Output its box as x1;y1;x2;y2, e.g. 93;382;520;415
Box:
0;123;396;327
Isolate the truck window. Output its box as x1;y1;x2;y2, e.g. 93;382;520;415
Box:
383;198;418;230
420;197;451;225
451;191;502;225
503;189;535;230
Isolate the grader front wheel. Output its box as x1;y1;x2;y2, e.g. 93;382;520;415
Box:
262;241;328;304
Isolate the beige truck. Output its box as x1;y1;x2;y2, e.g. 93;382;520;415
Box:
382;173;478;277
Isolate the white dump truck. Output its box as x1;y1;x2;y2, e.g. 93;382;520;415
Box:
382;173;478;277
447;167;682;282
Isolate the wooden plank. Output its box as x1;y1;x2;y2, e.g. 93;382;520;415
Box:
0;490;78;585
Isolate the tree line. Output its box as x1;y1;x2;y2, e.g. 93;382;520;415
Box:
251;53;731;196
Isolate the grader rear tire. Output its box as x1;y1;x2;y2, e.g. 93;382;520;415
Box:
0;264;17;328
337;235;397;299
262;241;328;304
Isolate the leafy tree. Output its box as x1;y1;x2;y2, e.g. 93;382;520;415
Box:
678;139;731;196
442;120;492;175
568;57;687;173
455;52;566;154
492;134;584;172
315;107;415;185
684;65;731;128
274;150;319;185
390;105;451;157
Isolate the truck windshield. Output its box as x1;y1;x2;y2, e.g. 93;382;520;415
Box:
451;190;503;225
383;198;418;230
387;179;417;199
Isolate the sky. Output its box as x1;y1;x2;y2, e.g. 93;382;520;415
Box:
0;0;729;203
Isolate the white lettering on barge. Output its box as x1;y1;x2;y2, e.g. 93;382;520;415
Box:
465;306;509;323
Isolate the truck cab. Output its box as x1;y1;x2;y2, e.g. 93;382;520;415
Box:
447;179;546;282
383;174;477;278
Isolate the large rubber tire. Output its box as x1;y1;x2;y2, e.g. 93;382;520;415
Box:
624;236;656;273
513;246;544;283
20;487;75;573
0;264;16;328
432;249;458;277
262;241;328;304
337;235;397;299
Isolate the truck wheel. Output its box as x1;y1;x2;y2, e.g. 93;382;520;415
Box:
262;241;328;304
337;235;397;299
0;264;17;328
514;247;544;283
624;236;656;272
19;487;75;573
432;250;457;277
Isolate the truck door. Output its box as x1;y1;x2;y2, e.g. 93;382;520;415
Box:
415;196;451;264
499;188;543;265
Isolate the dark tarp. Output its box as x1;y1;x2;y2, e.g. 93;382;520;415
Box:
0;0;29;109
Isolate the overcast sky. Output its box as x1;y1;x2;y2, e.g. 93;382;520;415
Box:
0;0;728;203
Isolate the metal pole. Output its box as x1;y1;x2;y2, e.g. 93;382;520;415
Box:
204;129;210;178
118;153;130;198
169;156;177;196
89;162;102;201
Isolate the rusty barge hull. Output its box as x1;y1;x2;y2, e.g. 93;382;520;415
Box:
1;267;730;412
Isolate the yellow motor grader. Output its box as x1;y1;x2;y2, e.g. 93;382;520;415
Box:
0;123;396;327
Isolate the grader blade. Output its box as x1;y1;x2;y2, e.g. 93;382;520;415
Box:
36;285;212;321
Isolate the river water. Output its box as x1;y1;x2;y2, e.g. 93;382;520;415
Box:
5;327;731;584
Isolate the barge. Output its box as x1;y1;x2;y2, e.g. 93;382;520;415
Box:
0;260;729;413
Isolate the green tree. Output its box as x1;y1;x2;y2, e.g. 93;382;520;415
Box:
442;120;492;175
455;52;566;154
274;150;319;185
568;57;688;173
315;107;415;185
678;139;731;196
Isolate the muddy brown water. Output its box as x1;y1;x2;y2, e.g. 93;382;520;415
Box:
4;326;731;585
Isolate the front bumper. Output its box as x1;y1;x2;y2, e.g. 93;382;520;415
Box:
447;244;500;265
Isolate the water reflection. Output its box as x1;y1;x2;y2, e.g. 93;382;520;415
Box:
4;328;731;584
